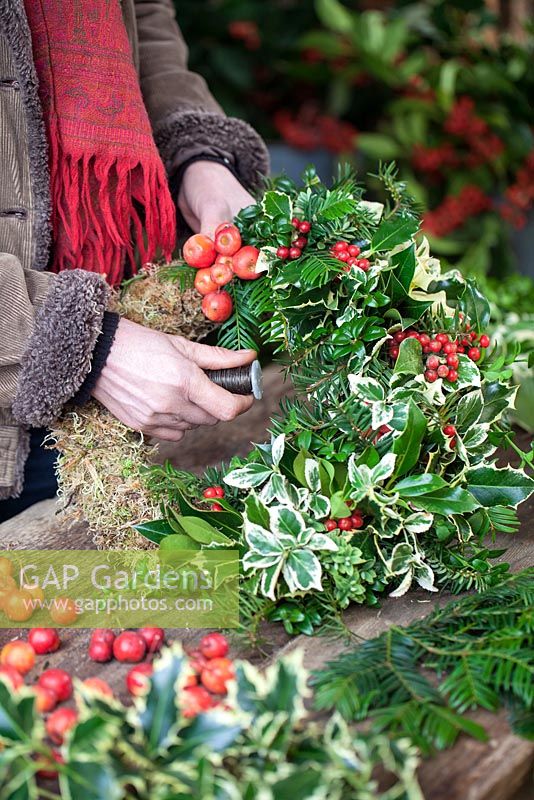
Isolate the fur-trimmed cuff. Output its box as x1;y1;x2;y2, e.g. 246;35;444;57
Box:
154;111;270;192
0;423;29;499
12;271;110;427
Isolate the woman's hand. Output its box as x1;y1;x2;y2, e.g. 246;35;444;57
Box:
178;161;255;237
92;319;256;441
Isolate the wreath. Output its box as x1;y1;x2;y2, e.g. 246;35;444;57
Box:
51;164;534;635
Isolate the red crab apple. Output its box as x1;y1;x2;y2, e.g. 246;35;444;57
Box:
201;290;233;323
126;663;154;696
210;258;234;286
200;632;229;660
0;640;35;675
194;267;219;296
88;639;113;663
0;664;24;689
34;685;58;713
201;657;234;695
113;631;146;663
214;223;242;256
28;628;60;655
232;245;261;280
38;669;73;702
91;629;115;645
181;684;214;718
183;234;216;268
83;677;113;698
46;707;78;745
138;627;165;653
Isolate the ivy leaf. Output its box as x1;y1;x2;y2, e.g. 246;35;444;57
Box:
392;401;426;478
370;213;419;253
224;463;273;489
465;466;534;508
283;549;323;593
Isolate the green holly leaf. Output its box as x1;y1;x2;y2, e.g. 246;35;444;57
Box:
262;191;292;219
394;474;448;497
138;646;188;753
465;466;534;508
370;213;419;253
412;487;479;515
388;244;416;303
134;518;174;545
392;400;426;478
394;337;423;376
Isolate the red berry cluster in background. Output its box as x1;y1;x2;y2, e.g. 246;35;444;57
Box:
184;224;262;323
422;184;491;237
443;96;504;168
389;329;490;384
324;510;365;532
202;485;225;512
499;150;534;230
274;107;357;154
329;241;370;272
227;20;260;50
411;142;459;173
276;217;312;260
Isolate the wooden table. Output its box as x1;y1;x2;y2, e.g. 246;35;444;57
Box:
1;365;533;800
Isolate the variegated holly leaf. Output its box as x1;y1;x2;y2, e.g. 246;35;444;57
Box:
307;492;331;520
304;458;321;492
348;375;384;402
404;512;434;534
269;505;306;538
244;521;286;556
271;433;285;467
224;463;273;489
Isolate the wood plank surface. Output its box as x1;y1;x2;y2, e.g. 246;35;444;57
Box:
1;364;532;799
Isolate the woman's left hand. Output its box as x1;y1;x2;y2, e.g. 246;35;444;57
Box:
177;160;255;237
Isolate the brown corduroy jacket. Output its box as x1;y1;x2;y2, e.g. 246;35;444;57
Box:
0;0;268;499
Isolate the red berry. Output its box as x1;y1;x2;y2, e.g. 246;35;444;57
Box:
425;369;438;382
1;641;35;675
28;628;60;655
289;246;302;259
293;236;308;249
181;685;214;718
333;241;348;252
88;639;113;663
232;245;261;280
446;354;459;368
468;347;481;362
351;514;364;529
138;627;165;653
347;256;357;266
298;220;311;233
46;707;78;745
276;246;289;259
470;331;478;341
406;332;419;339
126;663;153;697
394;331;406;343
38;669;72;703
437;365;449;378
0;664;24;690
34;685;58;713
214;224;241;257
442;342;457;354
436;333;449;344
337;517;353;531
457;345;465;353
214;486;225;498
443;424;456;436
449;438;457;449
201;657;234;695
325;519;338;532
348;244;360;257
291;217;300;228
202;291;233;323
426;355;439;370
113;631;146;663
203;487;218;499
390;346;399;359
211;503;224;512
479;334;490;348
446;369;458;382
428;340;442;353
418;334;431;347
183;234;216;269
200;632;229;660
356;258;370;270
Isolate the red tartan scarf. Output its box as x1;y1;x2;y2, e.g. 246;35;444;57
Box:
24;0;176;285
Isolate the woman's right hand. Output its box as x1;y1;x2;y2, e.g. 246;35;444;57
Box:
92;318;256;441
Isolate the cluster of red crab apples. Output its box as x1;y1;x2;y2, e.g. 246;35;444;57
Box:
183;224;261;323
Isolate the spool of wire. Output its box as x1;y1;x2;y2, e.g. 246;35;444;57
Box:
204;360;263;399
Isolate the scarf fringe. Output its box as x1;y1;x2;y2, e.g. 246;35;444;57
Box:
47;117;176;286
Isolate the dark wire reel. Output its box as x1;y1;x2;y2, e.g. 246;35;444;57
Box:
204;360;263;399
